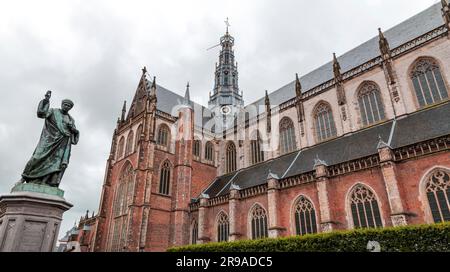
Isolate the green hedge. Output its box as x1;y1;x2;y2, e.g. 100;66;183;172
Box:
168;222;450;252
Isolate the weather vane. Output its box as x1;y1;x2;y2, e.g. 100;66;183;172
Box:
225;17;230;32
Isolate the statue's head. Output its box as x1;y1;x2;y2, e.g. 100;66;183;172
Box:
61;99;74;114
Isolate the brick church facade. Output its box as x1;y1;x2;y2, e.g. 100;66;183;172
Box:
89;2;450;251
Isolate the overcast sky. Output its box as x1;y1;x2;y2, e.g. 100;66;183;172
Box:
0;0;439;243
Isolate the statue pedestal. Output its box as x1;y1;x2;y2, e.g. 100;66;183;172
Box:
0;183;72;252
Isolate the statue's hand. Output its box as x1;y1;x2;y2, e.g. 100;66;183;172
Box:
44;90;51;101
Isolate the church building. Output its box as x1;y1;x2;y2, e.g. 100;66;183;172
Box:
90;2;450;251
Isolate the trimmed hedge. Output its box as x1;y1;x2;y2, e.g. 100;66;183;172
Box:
168;223;450;252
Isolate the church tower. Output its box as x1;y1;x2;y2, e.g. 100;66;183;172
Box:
208;22;244;129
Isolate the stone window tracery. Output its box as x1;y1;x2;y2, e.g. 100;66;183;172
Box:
410;58;448;107
349;184;382;228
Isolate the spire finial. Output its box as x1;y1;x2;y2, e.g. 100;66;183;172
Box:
151;76;156;89
184;81;191;106
142;66;147;74
378;27;391;57
295;73;302;97
333;53;342;81
121;100;126;121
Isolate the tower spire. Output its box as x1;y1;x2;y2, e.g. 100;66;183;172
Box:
208;21;243;112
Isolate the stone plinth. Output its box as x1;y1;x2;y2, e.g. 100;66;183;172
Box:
0;183;72;252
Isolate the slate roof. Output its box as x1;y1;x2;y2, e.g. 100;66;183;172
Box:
203;102;450;198
246;3;445;114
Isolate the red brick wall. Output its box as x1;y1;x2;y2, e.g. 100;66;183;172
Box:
395;151;450;225
191;160;217;198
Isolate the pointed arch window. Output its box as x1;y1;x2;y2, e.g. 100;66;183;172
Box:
226;142;237;173
157;124;170;148
117;136;125;160
314;102;337;142
357;82;385;126
294;196;317;236
250;131;264;165
193;140;201;159
205;141;214;162
217;212;229;242
110;163;134;251
134;125;142;152
191;220;198;245
279;117;296;154
125;131;134;156
410;58;448;108
425;169;450;223
349;184;382;229
159;160;171;195
250;205;268;239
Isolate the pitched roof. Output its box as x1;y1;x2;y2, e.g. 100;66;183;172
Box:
246;3;445;114
203;102;450;198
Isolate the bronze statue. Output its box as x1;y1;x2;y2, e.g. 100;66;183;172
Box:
21;91;79;187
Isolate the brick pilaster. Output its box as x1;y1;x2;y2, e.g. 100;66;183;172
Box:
228;184;241;241
377;141;408;226
267;172;284;237
197;194;210;244
314;157;335;232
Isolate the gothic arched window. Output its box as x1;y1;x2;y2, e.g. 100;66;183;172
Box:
410;58;448;108
250;131;264;165
125;130;134;156
117;136;125;160
159;160;171;195
349;184;383;229
425;169;450;223
134;125;142;152
357;82;386;126
226;141;237;173
205;141;214;162
294;196;317;236
314;102;337;142
191;220;198;245
250;205;268;240
157;124;170;148
111;163;134;252
279;117;296;154
193;140;201;159
217;212;229;242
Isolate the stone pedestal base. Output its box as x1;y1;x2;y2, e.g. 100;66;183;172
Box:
0;184;72;252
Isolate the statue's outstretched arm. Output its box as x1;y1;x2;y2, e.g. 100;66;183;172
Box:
37;91;51;119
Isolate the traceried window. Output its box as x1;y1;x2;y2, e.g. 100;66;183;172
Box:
250;205;268;240
134;125;142;152
410;58;448;108
217;212;229;242
226;141;237;173
205;141;214;162
425;169;450;223
294;196;317;236
349;184;382;229
117;136;125;160
157;124;170;148
125;130;134;156
110;163;134;252
193;140;201;159
159;160;171;195
250;131;264;165
279;117;296;154
314;102;337;142
191;220;198;245
357;82;386;126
